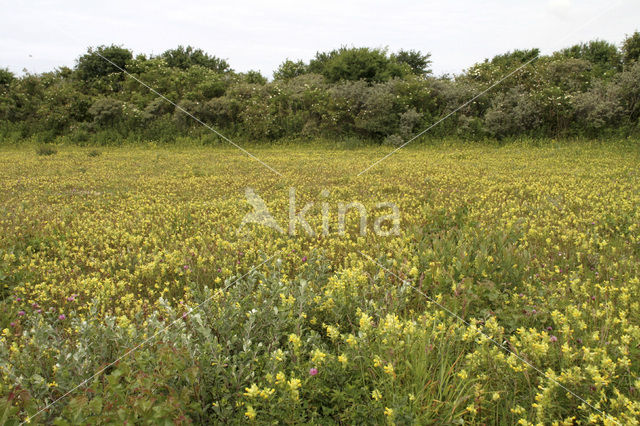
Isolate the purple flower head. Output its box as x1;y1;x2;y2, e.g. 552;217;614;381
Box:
550;335;558;342
10;322;15;327
302;256;307;263
58;314;66;320
546;326;553;331
18;311;25;316
309;368;318;376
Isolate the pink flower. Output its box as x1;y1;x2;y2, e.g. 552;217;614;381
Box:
302;256;307;262
58;314;66;320
18;311;25;316
309;368;318;376
550;335;558;342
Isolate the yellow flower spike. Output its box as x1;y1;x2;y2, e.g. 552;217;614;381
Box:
243;383;260;398
244;405;256;420
338;354;348;367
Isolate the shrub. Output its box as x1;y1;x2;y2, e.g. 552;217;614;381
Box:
308;47;408;83
559;40;622;77
391;49;432;76
383;134;404;146
485;87;541;139
273;60;308;81
574;81;624;134
615;61;640;124
89;98;123;127
75;45;133;81
160;45;230;73
0;68;15;87
622;31;640;66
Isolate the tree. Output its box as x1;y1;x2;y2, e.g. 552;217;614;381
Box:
489;48;540;68
243;70;267;85
75;45;133;81
622;31;640;66
0;68;15;87
559;40;622;75
540;58;592;92
463;49;540;89
392;49;432;76
308;47;407;83
160;46;230;73
273;60;308;80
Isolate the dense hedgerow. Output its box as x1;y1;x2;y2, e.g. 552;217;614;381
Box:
1;34;639;145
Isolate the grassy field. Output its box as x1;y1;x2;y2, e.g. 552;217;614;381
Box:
1;143;639;424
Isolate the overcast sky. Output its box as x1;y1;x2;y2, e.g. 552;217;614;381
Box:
1;0;638;78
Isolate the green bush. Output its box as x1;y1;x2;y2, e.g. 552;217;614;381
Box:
76;45;133;81
160;45;230;73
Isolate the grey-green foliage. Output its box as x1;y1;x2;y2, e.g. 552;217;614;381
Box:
89;98;123;126
485;87;540;139
615;61;640;122
574;81;624;133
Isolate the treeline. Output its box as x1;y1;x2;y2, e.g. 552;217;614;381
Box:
1;34;639;145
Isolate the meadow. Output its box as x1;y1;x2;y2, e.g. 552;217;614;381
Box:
0;142;639;424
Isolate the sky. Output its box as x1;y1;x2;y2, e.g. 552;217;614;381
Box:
1;0;639;78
